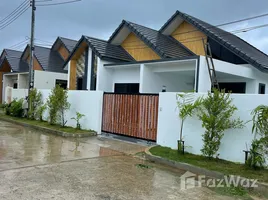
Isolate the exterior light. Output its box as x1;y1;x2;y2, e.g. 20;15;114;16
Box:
162;85;166;92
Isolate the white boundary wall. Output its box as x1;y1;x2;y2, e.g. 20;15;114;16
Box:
10;89;103;134
157;92;268;163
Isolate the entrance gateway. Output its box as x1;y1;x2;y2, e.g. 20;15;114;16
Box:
102;93;159;141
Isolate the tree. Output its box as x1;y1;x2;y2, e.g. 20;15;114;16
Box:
176;92;202;152
58;87;70;127
198;89;244;159
28;88;42;119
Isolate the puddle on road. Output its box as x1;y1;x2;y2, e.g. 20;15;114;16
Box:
0;120;142;170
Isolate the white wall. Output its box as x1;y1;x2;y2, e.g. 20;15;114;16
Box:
18;74;28;89
140;64;195;93
11;89;103;134
96;59;114;92
111;66;140;92
198;56;268;94
157;92;268;163
34;70;68;89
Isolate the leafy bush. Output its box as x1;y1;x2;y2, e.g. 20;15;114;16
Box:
9;99;23;117
28;88;42;119
250;105;268;169
197;89;244;159
246;139;266;169
47;85;70;126
71;112;85;129
36;103;47;121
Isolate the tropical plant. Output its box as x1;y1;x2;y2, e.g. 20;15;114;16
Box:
36;103;47;121
71;112;85;129
197;88;244;159
246;139;266;169
248;105;268;169
28;88;42;119
176;92;202;153
252;105;268;136
9;99;24;117
47;85;70;126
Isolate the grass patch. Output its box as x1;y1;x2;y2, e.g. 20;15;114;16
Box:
149;146;268;183
210;185;252;200
0;114;96;134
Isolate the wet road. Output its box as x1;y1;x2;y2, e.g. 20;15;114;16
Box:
0;120;234;199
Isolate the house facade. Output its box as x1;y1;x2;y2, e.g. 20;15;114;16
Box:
0;37;77;103
64;11;268;95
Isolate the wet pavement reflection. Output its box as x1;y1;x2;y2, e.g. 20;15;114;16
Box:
0;120;235;199
0;120;145;170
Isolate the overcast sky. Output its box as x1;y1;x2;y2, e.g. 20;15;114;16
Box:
1;0;268;54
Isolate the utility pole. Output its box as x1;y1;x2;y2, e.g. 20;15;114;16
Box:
28;0;36;109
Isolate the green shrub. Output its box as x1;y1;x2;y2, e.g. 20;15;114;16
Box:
47;85;70;126
36;104;47;121
4;102;11;115
28;88;42;119
71;112;85;129
9;99;23;117
198;89;244;159
246;139;266;169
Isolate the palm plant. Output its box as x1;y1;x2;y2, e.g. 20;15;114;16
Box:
252;105;268;136
176;92;202;153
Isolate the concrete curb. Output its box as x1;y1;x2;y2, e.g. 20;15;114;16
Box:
145;146;268;197
0;116;97;138
144;147;224;179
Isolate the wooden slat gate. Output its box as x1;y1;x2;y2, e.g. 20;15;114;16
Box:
102;93;159;141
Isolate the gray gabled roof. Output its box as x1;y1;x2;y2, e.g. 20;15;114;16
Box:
84;36;134;62
57;37;77;52
0;49;29;72
34;46;67;73
160;10;268;72
108;20;194;58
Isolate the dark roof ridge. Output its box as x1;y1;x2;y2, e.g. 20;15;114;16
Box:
59;37;77;42
123;20;159;32
83;35;108;42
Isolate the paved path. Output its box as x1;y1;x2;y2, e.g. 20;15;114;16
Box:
0;120;234;200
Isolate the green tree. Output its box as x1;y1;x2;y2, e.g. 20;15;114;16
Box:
47;85;70;126
36;103;47;121
198;89;244;159
58;88;70;127
176;92;202;152
28;88;42;119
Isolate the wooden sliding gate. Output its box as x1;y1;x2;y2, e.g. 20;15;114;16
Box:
102;93;159;141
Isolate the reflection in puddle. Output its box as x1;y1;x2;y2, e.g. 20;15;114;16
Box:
0;120;146;170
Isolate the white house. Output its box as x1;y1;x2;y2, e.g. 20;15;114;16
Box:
0;37;77;103
64;11;268;95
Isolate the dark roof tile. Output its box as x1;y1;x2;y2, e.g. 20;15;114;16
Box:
84;36;134;61
109;20;194;58
160;11;268;72
59;37;77;52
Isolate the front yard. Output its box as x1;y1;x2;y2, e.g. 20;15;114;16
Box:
150;146;268;183
0;114;96;135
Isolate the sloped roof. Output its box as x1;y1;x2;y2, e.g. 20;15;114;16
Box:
108;20;194;58
58;37;77;52
160;10;268;72
0;49;29;72
34;46;67;73
84;36;134;62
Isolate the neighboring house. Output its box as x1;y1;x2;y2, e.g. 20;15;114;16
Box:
64;11;268;94
0;37;77;103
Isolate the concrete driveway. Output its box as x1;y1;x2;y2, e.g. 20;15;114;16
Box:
0;120;234;200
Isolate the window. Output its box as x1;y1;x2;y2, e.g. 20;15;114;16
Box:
77;77;83;90
55;79;67;89
13;83;18;89
114;83;139;94
259;83;265;94
218;82;246;93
